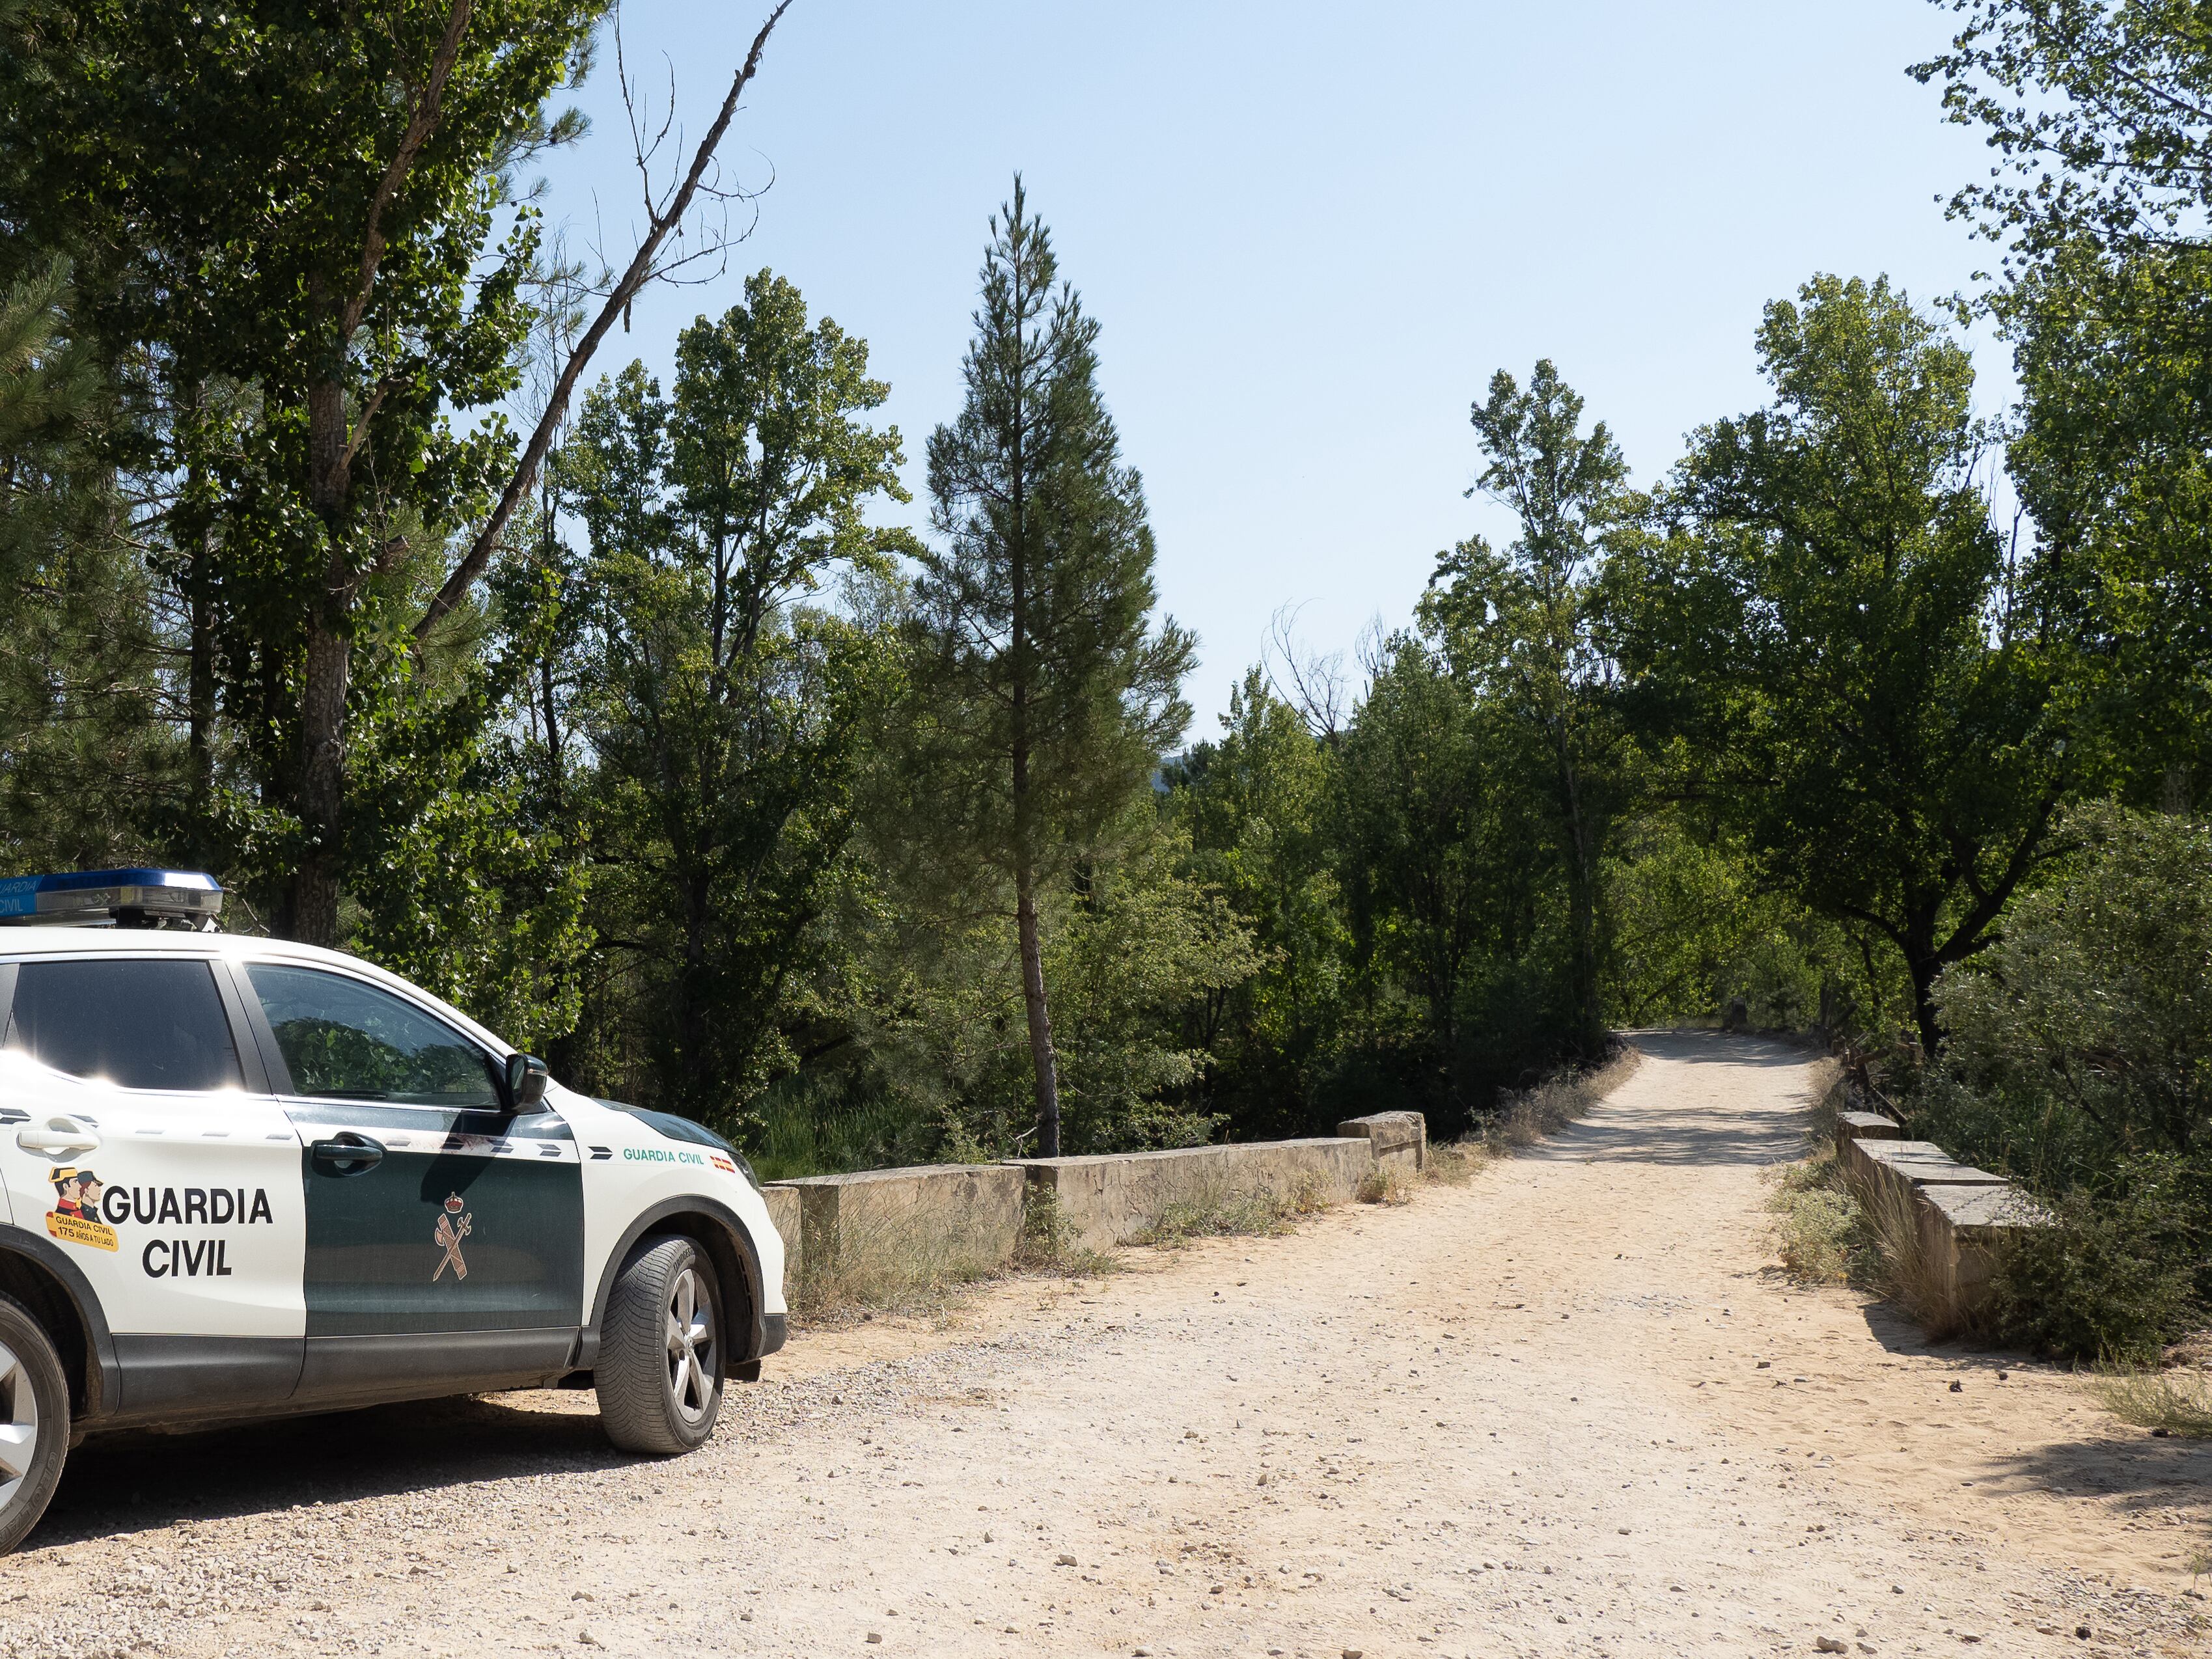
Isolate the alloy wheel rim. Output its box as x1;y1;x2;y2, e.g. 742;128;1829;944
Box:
0;1337;36;1514
663;1267;716;1425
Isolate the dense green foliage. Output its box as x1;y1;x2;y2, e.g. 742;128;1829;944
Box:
1920;807;2212;1354
0;0;604;953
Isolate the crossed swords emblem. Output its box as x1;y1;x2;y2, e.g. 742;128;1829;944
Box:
433;1195;473;1282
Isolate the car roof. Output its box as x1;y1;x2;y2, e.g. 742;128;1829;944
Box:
0;928;510;1054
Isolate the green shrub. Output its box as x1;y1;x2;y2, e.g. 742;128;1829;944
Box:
1925;804;2212;1357
1767;1152;1879;1286
1985;1155;2210;1363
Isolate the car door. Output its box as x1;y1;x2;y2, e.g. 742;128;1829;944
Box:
228;959;585;1403
0;953;307;1419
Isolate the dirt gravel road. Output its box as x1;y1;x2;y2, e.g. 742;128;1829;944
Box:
5;1031;2207;1659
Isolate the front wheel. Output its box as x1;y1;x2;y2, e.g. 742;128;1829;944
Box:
597;1236;725;1455
0;1293;68;1554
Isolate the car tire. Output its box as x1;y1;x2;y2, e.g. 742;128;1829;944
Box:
0;1292;68;1556
597;1235;725;1455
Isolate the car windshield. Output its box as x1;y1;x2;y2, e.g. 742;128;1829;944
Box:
246;963;500;1108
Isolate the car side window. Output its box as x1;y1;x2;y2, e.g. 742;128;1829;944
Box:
245;963;501;1108
5;958;245;1092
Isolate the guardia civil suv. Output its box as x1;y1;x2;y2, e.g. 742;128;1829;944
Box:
0;870;786;1553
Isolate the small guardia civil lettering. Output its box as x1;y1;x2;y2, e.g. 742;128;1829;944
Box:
46;1165;277;1276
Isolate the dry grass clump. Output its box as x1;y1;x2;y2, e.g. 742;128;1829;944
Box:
1855;1166;1996;1342
1765;1150;1873;1285
1414;1044;1647;1185
1766;1110;1990;1342
1357;1166;1413;1205
793;1229;1005;1323
1766;1069;1995;1338
1132;1177;1326;1248
2086;1364;2212;1439
1484;1043;1644;1153
1012;1185;1119;1278
1421;1140;1487;1185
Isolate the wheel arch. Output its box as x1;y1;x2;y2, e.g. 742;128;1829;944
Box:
580;1197;766;1377
0;1226;119;1419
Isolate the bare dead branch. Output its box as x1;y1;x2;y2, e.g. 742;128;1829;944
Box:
1265;601;1348;741
336;374;410;476
416;0;795;641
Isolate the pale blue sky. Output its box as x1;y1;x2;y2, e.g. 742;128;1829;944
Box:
541;1;2008;727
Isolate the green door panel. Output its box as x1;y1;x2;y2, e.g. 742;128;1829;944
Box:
290;1104;583;1339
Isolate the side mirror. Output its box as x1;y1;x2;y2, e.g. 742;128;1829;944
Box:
505;1052;551;1111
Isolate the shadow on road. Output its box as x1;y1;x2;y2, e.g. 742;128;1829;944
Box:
1618;1030;1818;1069
1523;1030;1819;1168
1977;1431;2212;1513
31;1390;628;1549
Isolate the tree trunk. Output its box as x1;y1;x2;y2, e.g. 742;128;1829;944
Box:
1902;907;1944;1061
1005;236;1063;1157
1016;860;1062;1157
1559;756;1601;1055
288;369;352;948
291;614;350;948
184;507;217;864
675;865;712;1118
1905;953;1944;1060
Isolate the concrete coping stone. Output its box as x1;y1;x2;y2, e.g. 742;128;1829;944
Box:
1836;1110;1902;1139
1858;1140;1954;1164
1918;1181;2054;1231
1860;1144;2010;1187
1334;1112;1426;1169
767;1160;1017;1189
1338;1111;1424;1134
1006;1138;1364;1172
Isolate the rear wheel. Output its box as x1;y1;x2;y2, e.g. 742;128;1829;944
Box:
0;1293;67;1555
596;1236;724;1455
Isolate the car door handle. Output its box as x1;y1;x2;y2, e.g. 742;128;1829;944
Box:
311;1133;385;1176
17;1117;100;1159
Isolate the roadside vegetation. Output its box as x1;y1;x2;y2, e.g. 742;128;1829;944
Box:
2086;1367;2212;1442
0;4;2209;1351
1767;1151;1881;1290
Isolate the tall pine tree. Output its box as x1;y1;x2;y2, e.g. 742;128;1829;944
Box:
904;180;1193;1157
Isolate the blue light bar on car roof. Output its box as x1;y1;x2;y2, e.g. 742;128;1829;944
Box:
0;869;225;926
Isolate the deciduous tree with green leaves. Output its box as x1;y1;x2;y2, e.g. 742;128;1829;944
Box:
1419;361;1633;1054
553;272;909;1131
1614;274;2071;1055
1916;5;2212;799
1168;668;1350;1137
0;0;794;946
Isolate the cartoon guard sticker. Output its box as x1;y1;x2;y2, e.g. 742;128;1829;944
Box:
433;1192;472;1282
45;1166;118;1252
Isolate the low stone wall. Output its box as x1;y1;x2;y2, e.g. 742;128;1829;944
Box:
762;1185;801;1287
760;1117;1423;1301
1834;1110;2051;1313
1010;1138;1376;1257
1338;1111;1426;1173
767;1162;1029;1294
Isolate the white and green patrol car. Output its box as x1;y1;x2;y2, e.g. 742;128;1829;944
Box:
0;870;786;1553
